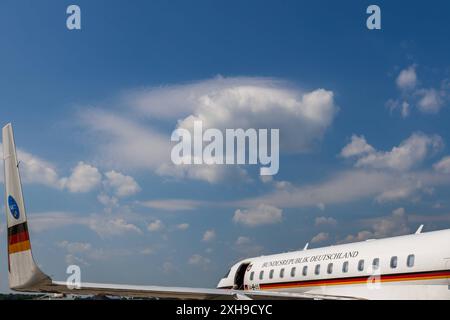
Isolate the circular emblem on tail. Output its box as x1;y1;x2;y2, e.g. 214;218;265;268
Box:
8;196;20;220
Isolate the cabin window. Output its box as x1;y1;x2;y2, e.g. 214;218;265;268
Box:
372;258;380;270
342;261;349;273
269;269;274;279
358;259;365;272
291;267;296;277
390;256;398;269
280;268;285;278
259;270;264;280
250;272;254;281
327;263;333;274
407;254;415;268
302;265;308;276
315;264;321;275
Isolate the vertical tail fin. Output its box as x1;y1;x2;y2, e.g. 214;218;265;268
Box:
3;123;50;290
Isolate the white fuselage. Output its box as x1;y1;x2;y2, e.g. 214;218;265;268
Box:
217;229;450;299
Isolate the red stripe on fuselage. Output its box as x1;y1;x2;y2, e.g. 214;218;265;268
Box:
259;269;450;290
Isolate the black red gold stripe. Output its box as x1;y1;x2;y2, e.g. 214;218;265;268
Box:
7;222;31;254
259;269;450;290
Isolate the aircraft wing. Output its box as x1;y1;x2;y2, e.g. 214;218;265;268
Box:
22;280;358;300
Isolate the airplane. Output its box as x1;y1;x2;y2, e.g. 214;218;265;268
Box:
3;123;450;300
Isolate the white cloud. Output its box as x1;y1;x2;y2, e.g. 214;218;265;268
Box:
104;170;141;197
57;241;92;254
417;88;444;114
315;216;337;227
60;162;102;193
396;65;417;90
188;254;211;265
147;220;165;232
342;208;410;243
340;135;375;158
87;217;142;237
202;229;216;242
0;143;59;187
311;232;329;244
389;65;449;117
386;100;410;118
233;204;283;227
29;212;142;238
176;84;337;153
400;101;411;118
434;156;450;174
342;133;443;171
140;199;204;211
81;77;338;183
341;231;373;243
80;109;170;171
176;223;190;231
239;168;450;209
97;193;119;212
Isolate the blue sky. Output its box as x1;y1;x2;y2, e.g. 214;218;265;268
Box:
0;0;450;292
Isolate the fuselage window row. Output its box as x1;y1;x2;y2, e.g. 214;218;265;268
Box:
249;254;416;282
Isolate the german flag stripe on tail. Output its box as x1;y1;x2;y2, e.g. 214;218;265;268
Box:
8;222;31;254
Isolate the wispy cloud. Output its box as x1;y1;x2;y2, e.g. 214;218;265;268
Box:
233;204;283;227
29;212;142;238
139;199;206;211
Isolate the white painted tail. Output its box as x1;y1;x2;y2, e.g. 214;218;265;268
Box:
2;123;50;290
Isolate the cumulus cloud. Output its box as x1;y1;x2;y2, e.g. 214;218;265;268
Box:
388;65;449;116
434;156;450;174
396;65;417;90
97;193;119;212
417;88;444;114
175;84;337;153
148;220;165;232
342;208;410;243
80;77;338;183
1;144;132;196
87;217;142;237
340;135;375;158
311;232;329;244
0;143;59;187
315;216;337;227
175;223;190;231
341;133;443;171
60;162;102;193
233;204;283;227
202;229;216;242
104;170;141;197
